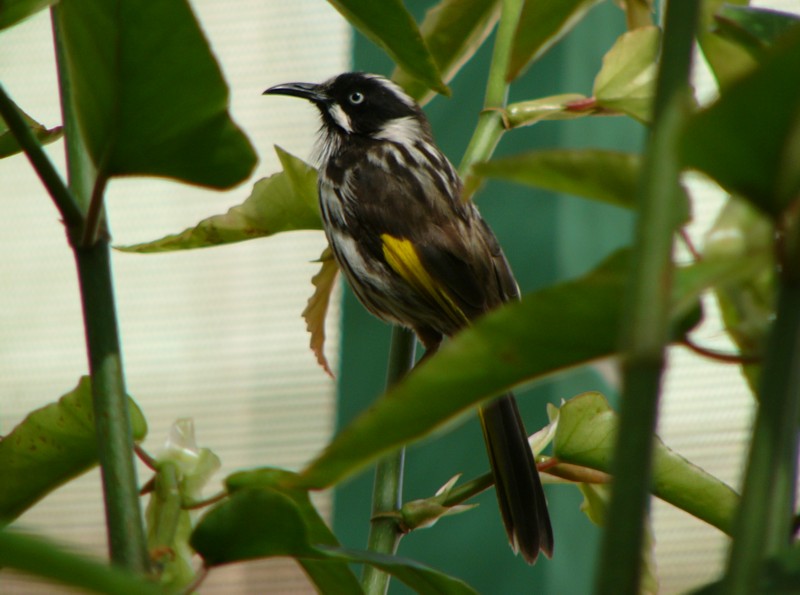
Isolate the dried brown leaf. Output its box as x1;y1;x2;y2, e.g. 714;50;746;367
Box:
303;248;339;377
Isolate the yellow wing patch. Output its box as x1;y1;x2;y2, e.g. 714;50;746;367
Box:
380;234;468;326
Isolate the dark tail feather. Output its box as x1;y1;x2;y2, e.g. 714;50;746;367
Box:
479;394;554;563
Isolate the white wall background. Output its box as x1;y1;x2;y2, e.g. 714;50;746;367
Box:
0;2;349;592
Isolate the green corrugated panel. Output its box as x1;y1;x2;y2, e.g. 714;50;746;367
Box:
333;2;642;592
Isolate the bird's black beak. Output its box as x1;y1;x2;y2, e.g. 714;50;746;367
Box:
263;82;329;104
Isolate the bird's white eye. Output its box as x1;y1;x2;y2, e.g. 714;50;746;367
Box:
348;91;364;105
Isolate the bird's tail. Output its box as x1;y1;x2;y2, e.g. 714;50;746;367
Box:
479;394;554;564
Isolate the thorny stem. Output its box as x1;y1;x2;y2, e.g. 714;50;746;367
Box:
362;328;415;595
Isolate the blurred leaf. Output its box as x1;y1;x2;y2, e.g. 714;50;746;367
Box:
505;94;592;128
704;197;775;394
192;487;476;594
303;248;339;377
617;0;654;30
473;149;641;210
0;530;161;594
714;5;800;60
120;147;319;253
507;0;604;82
578;482;608;526
0;377;147;523
693;546;800;594
0;0;56;30
698;0;758;89
392;0;500;104
672;227;772;323
593;26;660;123
328;0;447;96
681;27;800;218
297;250;699;490
54;0;256;188
0;103;62;158
554;392;739;534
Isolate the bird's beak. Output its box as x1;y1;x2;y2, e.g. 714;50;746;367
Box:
263;82;329;104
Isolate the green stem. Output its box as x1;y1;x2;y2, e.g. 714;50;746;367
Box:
0;83;83;233
362;327;416;595
722;279;800;593
73;242;150;572
52;7;149;572
459;0;523;174
484;0;522;109
441;472;494;508
595;2;699;594
459;0;523;201
149;462;182;551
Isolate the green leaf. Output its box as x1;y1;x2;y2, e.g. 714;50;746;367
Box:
54;0;256;188
507;0;604;82
577;482;608;527
224;468;362;593
192;487;476;594
321;547;477;595
298;250;698;489
391;0;500;104
672;200;773;323
681;27;800;218
698;0;759;89
0;530;162;595
473;149;641;210
119;147;319;253
0;0;57;30
554;392;739;534
713;5;800;59
328;0;447;96
593;26;661;124
0;103;62;159
0;377;147;523
192;488;316;564
703;197;775;394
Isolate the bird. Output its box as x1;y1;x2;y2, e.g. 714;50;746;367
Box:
264;72;553;563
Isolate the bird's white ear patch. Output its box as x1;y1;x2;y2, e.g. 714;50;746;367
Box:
328;103;353;133
373;116;424;145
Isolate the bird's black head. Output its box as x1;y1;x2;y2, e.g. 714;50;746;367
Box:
264;72;428;140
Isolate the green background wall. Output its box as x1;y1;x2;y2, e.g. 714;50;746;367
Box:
332;3;642;591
